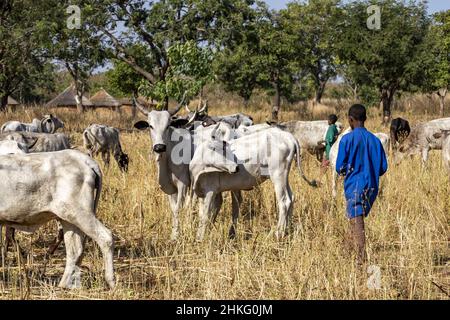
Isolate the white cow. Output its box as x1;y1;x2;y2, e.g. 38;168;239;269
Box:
395;117;450;165
190;127;318;240
1;114;64;134
0;150;114;289
282;120;343;161
134;96;199;240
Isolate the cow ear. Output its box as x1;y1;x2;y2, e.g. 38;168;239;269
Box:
170;118;189;128
134;121;150;130
433;132;443;139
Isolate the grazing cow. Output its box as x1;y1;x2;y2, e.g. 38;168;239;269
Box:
1;114;64;134
190;127;318;240
282;120;343;161
390;118;411;150
432;130;450;174
395;118;450;165
83;124;129;172
0;132;70;153
0;150;114;289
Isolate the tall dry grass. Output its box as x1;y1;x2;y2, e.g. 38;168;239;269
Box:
0;100;448;300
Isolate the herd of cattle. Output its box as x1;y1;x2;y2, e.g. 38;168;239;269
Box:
0;101;449;290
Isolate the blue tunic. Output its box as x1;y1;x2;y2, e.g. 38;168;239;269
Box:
336;128;388;218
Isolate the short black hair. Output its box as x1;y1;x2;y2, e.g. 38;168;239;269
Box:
328;114;338;124
348;104;367;122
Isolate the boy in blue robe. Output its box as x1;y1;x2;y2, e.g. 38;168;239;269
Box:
336;104;388;263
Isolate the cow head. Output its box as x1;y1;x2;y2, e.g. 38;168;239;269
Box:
41;114;64;134
133;93;195;154
237;114;254;127
190;137;239;195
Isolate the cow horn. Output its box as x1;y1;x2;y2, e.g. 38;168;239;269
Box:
199;100;208;114
185;104;192;113
169;92;187;116
49;118;56;133
184;108;198;128
133;95;150;116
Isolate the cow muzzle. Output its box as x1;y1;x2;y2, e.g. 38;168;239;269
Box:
153;144;167;153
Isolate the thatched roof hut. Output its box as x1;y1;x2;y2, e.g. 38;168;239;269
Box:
90;89;120;108
46;85;93;108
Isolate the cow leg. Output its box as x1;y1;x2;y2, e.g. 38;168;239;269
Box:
168;184;187;241
47;222;64;256
4;226;15;252
421;148;429;167
211;193;223;223
58;222;85;289
59;210;114;289
102;152;110;167
196;191;216;242
332;170;338;200
229;191;242;239
273;178;293;240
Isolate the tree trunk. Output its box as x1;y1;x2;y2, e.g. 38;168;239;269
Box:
163;95;169;111
272;82;281;122
131;92;137;118
76;93;84;113
0;94;8;112
437;88;448;118
381;87;395;125
314;80;327;104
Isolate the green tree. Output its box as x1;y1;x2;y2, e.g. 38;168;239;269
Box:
282;0;341;104
45;1;107;112
85;0;256;109
420;10;450;116
336;0;430;123
106;60;143;98
0;0;53;110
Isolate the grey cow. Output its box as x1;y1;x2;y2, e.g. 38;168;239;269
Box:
0;132;71;153
0;149;114;289
83;124;129;172
1;114;64;134
395;117;450;165
282;120;343;161
185;102;254;129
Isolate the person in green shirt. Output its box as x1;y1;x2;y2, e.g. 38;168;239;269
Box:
322;114;339;169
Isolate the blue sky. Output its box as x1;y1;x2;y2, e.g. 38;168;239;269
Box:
265;0;449;13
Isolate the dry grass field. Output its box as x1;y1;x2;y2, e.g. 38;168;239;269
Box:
0;97;448;300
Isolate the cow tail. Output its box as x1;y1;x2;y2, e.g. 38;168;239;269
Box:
91;162;103;215
294;139;319;188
